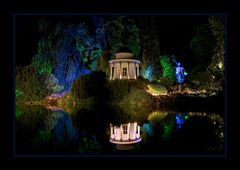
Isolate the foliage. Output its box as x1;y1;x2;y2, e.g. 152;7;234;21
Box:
71;71;107;99
16;106;24;118
78;134;102;154
148;111;169;122
31;17;142;92
55;23;91;90
138;16;161;81
188;16;224;92
142;64;153;81
16;89;23;97
16;65;47;101
147;83;168;95
107;80;132;102
159;77;175;91
43;74;64;93
189;22;216;70
160;54;175;81
121;18;141;56
122;88;151;106
162;123;175;141
32;36;56;75
75;23;103;70
188;71;212;90
107;78;149;103
102;16;141;57
207;16;225;91
33;129;53;146
96;51;111;77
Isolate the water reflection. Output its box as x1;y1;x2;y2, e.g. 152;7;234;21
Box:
176;113;186;129
16;105;79;154
15;104;224;155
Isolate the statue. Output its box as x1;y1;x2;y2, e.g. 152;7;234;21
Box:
175;62;187;92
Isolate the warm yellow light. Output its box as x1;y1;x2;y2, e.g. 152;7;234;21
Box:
218;62;223;69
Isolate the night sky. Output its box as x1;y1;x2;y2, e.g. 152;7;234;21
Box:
15;15;209;70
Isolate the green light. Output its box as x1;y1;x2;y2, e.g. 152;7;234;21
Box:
33;129;52;145
16;89;23;97
160;55;175;81
16;107;23;118
162;124;174;141
185;115;189;120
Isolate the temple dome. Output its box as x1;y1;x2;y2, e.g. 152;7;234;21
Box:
115;47;134;59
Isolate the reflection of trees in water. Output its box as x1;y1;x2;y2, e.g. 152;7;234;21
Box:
16;105;79;153
140;110;224;154
16;103;224;154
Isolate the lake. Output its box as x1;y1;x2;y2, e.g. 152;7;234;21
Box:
15;103;225;156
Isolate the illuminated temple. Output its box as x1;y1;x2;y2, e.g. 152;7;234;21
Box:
109;47;141;80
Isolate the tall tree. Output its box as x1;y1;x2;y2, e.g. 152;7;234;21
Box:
207;16;225;91
94;16;141;75
189;21;216;71
138;16;161;81
160;54;175;81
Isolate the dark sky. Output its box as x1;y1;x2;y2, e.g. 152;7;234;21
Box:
15;15;210;70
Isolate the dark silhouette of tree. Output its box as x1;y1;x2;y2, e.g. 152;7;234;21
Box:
189;22;216;71
138;16;161;81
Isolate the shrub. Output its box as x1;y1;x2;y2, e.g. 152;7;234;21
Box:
16;65;47;101
107;78;149;103
188;71;212;90
71;71;107;99
147;83;168;95
159;77;174;91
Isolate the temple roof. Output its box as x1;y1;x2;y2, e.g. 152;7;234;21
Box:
115;47;134;59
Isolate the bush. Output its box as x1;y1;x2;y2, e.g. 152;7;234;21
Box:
16;65;47;101
71;71;107;99
147;83;168;95
107;78;149;103
188;71;212;90
159;77;174;91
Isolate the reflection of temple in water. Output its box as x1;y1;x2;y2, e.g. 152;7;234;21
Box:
109;122;141;150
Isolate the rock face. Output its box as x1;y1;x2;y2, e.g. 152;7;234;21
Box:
54;52;90;91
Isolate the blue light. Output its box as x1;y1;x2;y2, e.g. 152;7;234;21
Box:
144;65;153;81
175;62;186;84
176;113;185;129
143;123;153;136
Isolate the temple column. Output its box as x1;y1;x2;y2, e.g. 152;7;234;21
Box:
134;63;137;79
120;62;122;79
110;63;112;80
137;64;139;77
127;62;130;79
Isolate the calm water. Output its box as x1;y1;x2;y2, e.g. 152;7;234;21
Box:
15;104;225;155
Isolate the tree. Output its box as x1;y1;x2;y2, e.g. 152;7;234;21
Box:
96;51;111;77
138;16;161;81
16;65;47;101
160;54;175;81
189;22;216;71
71;71;107;99
98;16;141;57
207;16;225;91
